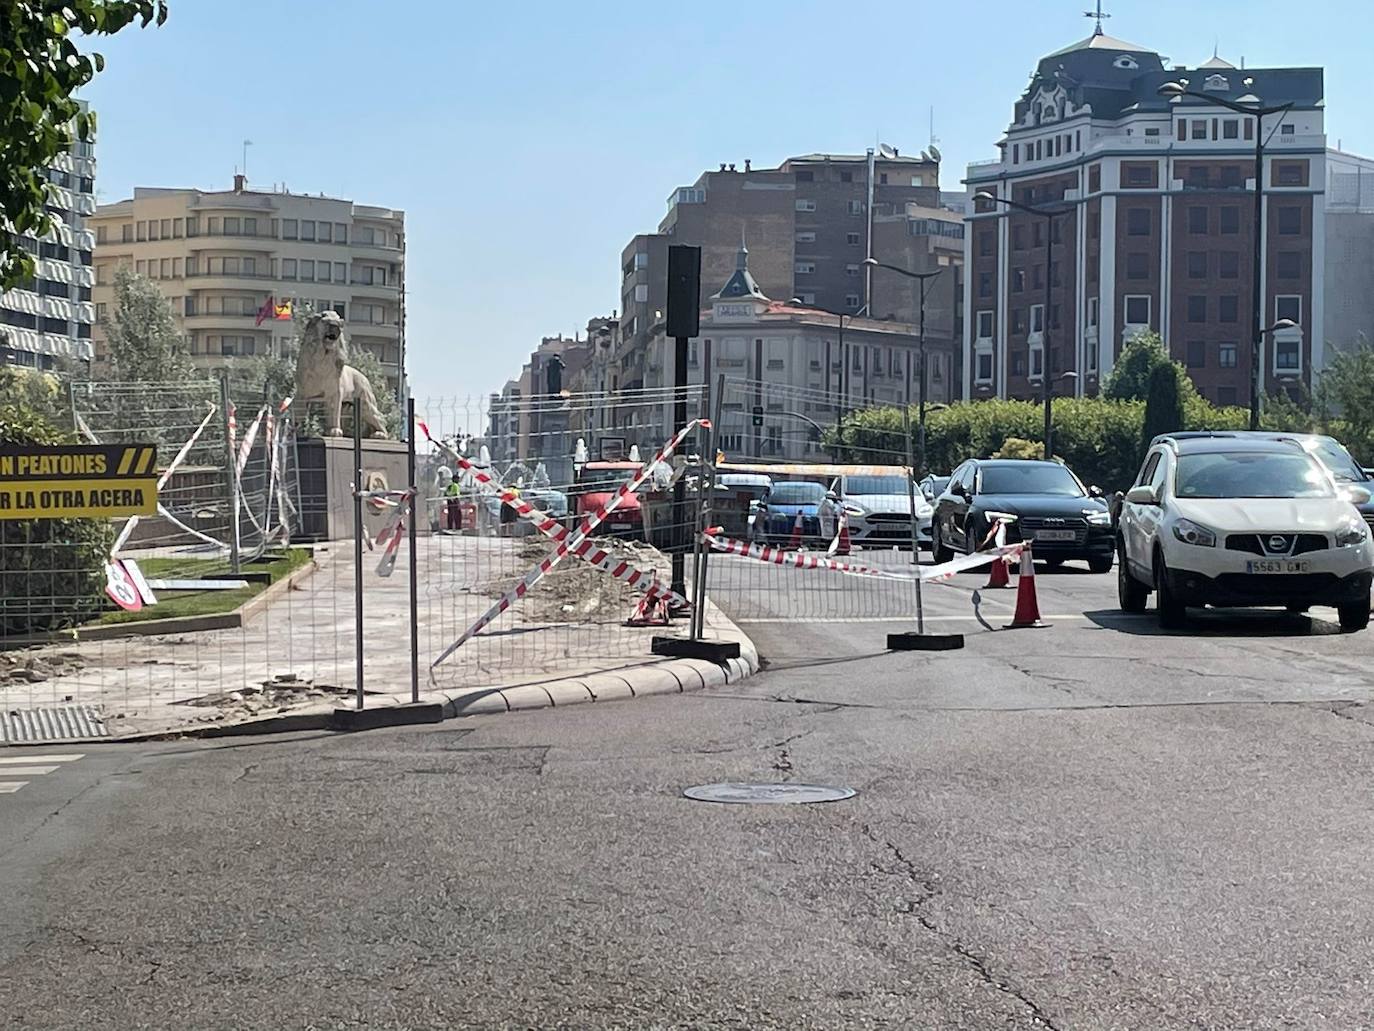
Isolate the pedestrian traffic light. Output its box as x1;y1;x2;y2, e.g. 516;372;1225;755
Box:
666;245;701;339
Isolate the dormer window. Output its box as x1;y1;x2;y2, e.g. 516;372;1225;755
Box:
1113;55;1139;70
1203;74;1229;92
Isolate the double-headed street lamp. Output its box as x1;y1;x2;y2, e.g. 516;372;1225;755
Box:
1158;79;1294;430
973;190;1075;459
862;257;942;477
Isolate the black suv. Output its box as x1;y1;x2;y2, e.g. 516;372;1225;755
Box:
932;458;1114;572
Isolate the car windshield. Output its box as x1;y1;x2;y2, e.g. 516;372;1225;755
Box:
845;475;910;495
1175;452;1334;499
768;482;825;505
980;464;1084;497
1308;439;1366;483
921;477;950;501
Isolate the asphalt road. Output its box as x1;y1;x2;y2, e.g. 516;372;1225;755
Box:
2;555;1373;1029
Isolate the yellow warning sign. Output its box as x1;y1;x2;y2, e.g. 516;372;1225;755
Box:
0;444;158;520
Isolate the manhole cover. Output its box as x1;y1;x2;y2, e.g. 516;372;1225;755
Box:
682;782;857;805
1;705;109;744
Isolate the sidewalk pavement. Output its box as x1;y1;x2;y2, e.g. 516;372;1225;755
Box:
0;534;756;740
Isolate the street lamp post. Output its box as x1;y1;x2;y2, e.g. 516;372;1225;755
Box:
862;258;943;477
973;191;1075;459
791;298;858;460
1158;80;1293;430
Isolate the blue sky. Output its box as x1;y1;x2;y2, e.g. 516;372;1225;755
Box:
82;0;1372;404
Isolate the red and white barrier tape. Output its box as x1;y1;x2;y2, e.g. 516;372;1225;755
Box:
704;531;1026;584
427;418;709;669
111;401;218;556
235;405;268;479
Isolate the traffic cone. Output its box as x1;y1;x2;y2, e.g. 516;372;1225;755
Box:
1004;547;1048;629
828;511;851;557
625;594;671;627
786;510;805;551
984;520;1012;589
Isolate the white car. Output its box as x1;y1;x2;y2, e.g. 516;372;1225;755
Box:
829;473;934;550
1117;434;1374;631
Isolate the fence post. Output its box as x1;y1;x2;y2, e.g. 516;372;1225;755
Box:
406;397;419;704
219;373;241;575
902;408;925;631
689;384;714;641
353;407;365;710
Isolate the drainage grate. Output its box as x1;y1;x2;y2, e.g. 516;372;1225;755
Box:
1;705;110;744
682;782;857;805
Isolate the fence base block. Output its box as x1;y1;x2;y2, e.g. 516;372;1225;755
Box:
651;637;741;662
886;632;966;652
330;702;446;732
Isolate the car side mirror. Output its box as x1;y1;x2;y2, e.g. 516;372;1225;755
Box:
1089;485;1104;497
825;491;839;502
1125;484;1159;506
1346;485;1372;506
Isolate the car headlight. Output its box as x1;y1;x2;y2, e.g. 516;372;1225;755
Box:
842;503;865;517
1336;518;1369;547
1171;518;1216;547
1086;510;1112;526
915;503;934;519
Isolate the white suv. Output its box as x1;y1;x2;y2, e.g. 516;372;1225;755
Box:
1117;434;1374;631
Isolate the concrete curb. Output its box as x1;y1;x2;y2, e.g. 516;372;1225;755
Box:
88;601;759;742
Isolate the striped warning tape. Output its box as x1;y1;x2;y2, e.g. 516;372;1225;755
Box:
426;418;709;670
703;531;1027;584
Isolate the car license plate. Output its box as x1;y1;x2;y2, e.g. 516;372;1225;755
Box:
612;522;631;531
1034;529;1076;542
1246;559;1310;574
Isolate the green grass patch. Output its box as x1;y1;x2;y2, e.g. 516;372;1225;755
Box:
92;548;313;625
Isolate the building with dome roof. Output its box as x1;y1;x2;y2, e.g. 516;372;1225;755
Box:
962;24;1337;407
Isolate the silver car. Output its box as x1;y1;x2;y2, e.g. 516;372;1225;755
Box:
831;473;933;550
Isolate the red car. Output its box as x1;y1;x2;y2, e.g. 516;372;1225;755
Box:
573;461;644;537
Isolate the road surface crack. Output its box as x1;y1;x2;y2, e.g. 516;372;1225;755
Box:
1327;702;1374;730
861;825;1063;1030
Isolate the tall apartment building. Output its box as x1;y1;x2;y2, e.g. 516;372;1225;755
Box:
618;149;963;403
90;177;405;396
963;27;1338;407
0;113;97;369
1323;151;1374;351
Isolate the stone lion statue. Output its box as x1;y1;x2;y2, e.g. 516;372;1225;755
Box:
295;310;388;438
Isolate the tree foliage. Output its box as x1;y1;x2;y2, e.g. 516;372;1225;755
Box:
992;436;1045;460
1315;338;1374;463
102;264;195;383
0;1;167;288
1103;331;1198;404
1140;363;1185;453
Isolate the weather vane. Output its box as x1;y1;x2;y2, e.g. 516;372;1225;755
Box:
1084;1;1110;34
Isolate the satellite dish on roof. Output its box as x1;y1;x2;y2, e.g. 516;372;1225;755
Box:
877;143;898;159
919;150;930;162
928;144;942;162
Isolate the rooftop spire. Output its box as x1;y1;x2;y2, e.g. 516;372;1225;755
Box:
1083;0;1110;35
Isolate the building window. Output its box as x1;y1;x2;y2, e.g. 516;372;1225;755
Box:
795;170;814;183
1219;166;1242;189
975;349;994;384
795;231;816;243
847;200;864;216
1276;206;1302;235
976;310;994;339
1028;345;1043;379
224;216;240;236
1087;297;1100;328
844;293;861;309
1192;121;1207;140
1216;251;1239;279
1186;341;1206;368
1220;207;1240;234
1275;337;1301;373
839;170;852;183
1277;252;1302;279
1280;123;1295;136
1012;308;1025;334
301;221;316;241
1125;295;1151;325
846;232;861;245
978;272;992;298
1012;144;1019;165
1013;268;1025;292
1187;206;1208;233
1223;119;1239;140
317;222;331;243
334;262;346;283
160;258;170;277
282;219;298;239
1219;343;1238;368
1127;208;1152;236
845;264;860;277
1275;295;1302;325
879;173;889;185
1186;165;1209;189
1187;296;1207;323
1126;253;1150;279
1029;303;1045;334
282;258;297;279
186;216;199;237
1186;251;1207;279
1126;165;1153;187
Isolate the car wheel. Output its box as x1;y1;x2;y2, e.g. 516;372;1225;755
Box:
1118;547;1148;613
1045;557;1065;569
964;517;984;556
1338;602;1370;632
932;522;953;564
1153;551;1187;629
1088;553;1114;575
1286;603;1309;615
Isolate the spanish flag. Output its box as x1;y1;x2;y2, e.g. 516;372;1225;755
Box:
254;295;274;326
273;299;293;320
